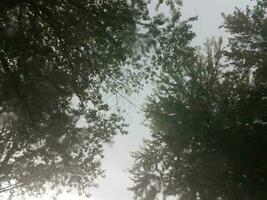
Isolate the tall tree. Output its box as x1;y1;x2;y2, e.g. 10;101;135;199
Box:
0;0;181;198
130;1;267;200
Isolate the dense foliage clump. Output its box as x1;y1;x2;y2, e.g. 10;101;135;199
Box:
130;1;267;200
0;0;180;198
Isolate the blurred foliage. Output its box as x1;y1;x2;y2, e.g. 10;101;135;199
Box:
0;0;181;198
130;1;267;200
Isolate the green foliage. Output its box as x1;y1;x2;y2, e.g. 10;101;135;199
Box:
0;0;181;198
130;1;267;200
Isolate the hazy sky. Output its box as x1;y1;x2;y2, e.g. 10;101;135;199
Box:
90;1;252;200
7;1;253;200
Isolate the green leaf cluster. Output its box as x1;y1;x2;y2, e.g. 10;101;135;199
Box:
130;1;267;200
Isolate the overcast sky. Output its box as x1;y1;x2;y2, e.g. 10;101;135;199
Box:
90;1;252;200
8;1;253;200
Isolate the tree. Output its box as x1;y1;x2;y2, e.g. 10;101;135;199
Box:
130;1;267;200
0;0;180;198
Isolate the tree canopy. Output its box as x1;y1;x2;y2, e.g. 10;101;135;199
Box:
130;1;267;200
0;0;181;198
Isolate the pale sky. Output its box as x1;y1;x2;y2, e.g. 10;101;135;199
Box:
5;1;253;200
91;1;252;200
